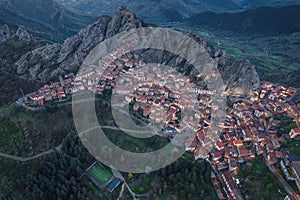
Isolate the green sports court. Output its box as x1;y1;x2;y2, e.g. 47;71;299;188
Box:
87;164;112;184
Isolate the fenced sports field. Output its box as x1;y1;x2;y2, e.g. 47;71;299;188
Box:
87;164;112;184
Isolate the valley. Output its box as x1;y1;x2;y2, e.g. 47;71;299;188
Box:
0;0;96;43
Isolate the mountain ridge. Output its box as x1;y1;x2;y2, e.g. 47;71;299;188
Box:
55;0;241;23
232;0;300;8
55;0;300;23
0;0;96;43
183;5;300;35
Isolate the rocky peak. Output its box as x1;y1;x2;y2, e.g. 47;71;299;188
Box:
106;6;143;37
0;24;11;42
14;25;34;42
0;24;35;43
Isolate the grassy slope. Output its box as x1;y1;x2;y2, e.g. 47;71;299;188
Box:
0;104;74;156
282;140;300;154
238;156;286;199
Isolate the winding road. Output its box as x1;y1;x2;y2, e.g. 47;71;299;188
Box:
0;146;59;162
0;125;150;162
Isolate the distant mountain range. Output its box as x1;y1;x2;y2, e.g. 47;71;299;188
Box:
2;0;300;43
0;0;96;43
183;5;300;35
232;0;300;8
55;0;240;23
55;0;300;23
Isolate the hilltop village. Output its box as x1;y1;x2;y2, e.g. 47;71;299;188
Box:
16;39;300;199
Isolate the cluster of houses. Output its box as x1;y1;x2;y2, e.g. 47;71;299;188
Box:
17;38;300;198
185;82;297;162
113;63;225;156
18;38;143;106
18;73;75;106
183;81;300;199
114;65;206;133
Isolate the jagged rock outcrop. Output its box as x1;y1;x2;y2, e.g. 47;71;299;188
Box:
15;26;34;42
16;7;144;81
0;24;12;42
0;24;35;43
132;37;260;97
15;7;260;97
218;57;260;96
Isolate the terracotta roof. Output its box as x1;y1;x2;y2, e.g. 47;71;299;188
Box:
292;128;300;133
238;148;250;156
214;151;223;158
227;140;234;146
233;140;243;146
216;141;225;149
197;130;205;141
168;108;176;114
143;107;151;115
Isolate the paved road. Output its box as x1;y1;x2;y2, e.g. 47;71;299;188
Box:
0;149;54;162
112;168;139;200
117;183;125;200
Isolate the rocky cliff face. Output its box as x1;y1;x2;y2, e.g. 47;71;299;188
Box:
14;25;34;42
16;7;144;82
0;24;11;42
215;50;260;96
221;59;260;96
15;7;260;97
